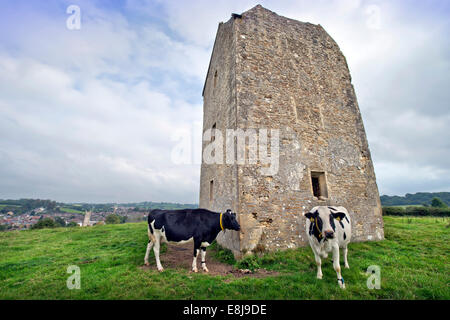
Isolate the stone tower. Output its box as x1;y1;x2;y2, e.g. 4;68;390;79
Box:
82;210;92;227
200;5;384;257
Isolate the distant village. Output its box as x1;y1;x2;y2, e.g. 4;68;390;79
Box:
0;200;197;231
0;207;148;231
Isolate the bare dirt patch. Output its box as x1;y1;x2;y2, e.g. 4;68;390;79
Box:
140;243;279;278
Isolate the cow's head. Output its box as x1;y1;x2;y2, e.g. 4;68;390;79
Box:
222;209;240;231
304;206;346;241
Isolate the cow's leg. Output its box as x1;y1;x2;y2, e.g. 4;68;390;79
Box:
145;224;156;266
313;251;323;279
153;235;164;272
144;240;154;266
200;247;208;272
192;248;200;272
343;246;349;269
192;240;201;273
332;245;345;289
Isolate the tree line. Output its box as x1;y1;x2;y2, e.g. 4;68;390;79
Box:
383;197;450;217
380;192;450;206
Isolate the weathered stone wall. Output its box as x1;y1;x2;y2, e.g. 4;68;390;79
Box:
199;19;240;254
200;5;384;257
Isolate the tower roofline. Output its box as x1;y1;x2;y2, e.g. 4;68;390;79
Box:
201;5;267;97
202;22;222;97
202;4;321;97
202;12;242;97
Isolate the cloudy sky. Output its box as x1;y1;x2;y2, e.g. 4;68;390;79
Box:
0;0;449;203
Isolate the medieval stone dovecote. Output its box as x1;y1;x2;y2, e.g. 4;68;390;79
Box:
200;5;384;257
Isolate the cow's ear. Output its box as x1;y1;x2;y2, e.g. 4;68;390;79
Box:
332;211;346;221
226;209;232;214
304;210;317;220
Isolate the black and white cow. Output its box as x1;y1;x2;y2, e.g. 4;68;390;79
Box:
144;208;240;272
304;206;351;289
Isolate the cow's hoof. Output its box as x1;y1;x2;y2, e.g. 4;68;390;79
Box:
202;267;209;273
144;262;150;266
192;268;198;273
345;264;350;269
317;275;323;279
157;267;164;272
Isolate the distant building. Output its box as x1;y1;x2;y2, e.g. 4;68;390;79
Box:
82;211;92;227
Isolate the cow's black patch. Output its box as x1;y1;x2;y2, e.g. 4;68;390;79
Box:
329;215;336;231
305;210;318;220
314;216;323;242
344;232;347;240
331;210;347;228
308;220;314;236
307;210;323;242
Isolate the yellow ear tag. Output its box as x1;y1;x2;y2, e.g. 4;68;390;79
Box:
336;217;341;221
310;218;314;222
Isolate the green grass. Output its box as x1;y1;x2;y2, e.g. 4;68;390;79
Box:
390;205;424;208
0;217;448;299
0;204;21;208
59;207;84;214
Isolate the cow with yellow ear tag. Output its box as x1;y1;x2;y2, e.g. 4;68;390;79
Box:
303;206;352;289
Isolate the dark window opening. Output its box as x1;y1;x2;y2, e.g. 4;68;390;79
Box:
311;171;328;199
211;123;216;142
209;180;214;202
213;70;218;88
312;177;321;197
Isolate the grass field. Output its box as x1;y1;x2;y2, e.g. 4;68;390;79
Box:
0;216;448;299
59;207;85;214
0;204;21;208
390;205;424;208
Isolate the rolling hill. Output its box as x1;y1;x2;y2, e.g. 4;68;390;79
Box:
380;192;450;206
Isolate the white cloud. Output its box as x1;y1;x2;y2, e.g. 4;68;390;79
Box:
156;0;256;46
374;162;450;196
0;53;202;202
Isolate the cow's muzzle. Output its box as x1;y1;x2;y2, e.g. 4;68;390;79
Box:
324;231;334;239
